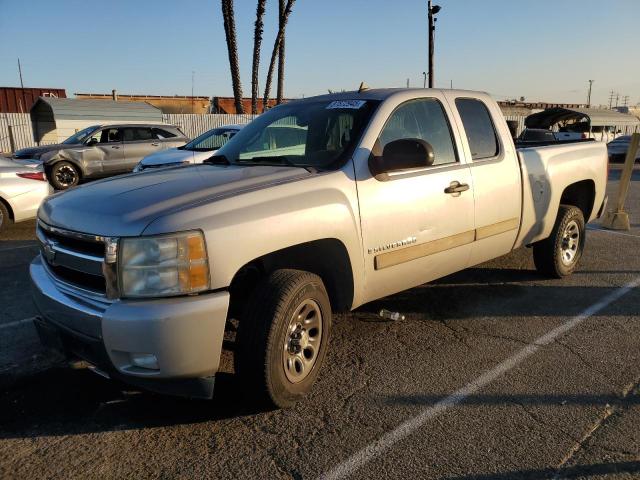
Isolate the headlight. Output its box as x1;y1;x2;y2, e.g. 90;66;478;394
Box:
119;231;209;298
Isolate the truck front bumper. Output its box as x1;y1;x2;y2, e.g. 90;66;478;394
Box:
30;255;230;399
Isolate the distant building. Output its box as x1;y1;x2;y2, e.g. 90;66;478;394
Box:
75;92;211;114
0;87;67;113
211;96;288;114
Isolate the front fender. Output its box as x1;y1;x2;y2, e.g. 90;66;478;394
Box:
43;149;90;176
142;169;366;307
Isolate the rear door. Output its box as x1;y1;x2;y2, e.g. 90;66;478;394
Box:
355;94;476;302
121;127;162;171
445;94;522;266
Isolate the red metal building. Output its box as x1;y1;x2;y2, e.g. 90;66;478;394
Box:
0;87;67;113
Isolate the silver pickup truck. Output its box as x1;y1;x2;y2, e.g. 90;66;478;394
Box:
31;89;607;407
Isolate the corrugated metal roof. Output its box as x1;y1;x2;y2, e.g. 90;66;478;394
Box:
31;97;163;121
0;87;67;113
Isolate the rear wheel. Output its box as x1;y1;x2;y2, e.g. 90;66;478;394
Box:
0;201;11;233
533;205;585;278
235;269;332;408
50;162;80;190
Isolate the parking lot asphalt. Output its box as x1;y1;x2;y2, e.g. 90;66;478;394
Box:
0;166;639;479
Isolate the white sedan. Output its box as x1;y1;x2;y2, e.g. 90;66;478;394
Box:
0;157;52;232
133;124;244;172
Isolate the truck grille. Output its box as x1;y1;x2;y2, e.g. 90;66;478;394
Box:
37;221;110;295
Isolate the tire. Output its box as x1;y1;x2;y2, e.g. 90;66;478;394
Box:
0;201;11;233
533;205;585;278
49;161;80;190
235;269;332;408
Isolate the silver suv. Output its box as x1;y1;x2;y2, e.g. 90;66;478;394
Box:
13;124;188;190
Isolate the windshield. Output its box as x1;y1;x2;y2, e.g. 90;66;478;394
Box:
183;127;240;151
62;125;101;144
215;99;380;170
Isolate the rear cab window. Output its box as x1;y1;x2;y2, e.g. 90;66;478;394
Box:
455;98;499;160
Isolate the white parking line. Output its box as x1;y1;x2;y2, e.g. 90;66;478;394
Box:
0;317;37;330
0;243;39;253
319;276;640;480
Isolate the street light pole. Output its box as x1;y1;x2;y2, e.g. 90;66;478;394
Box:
427;1;441;88
587;79;594;108
422;72;427;88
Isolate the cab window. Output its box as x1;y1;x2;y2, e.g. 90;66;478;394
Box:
87;128;121;144
455;98;499;160
379;98;458;166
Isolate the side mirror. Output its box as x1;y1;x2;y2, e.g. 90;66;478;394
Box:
86;137;98;146
369;138;435;180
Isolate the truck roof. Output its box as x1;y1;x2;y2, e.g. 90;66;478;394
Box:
288;88;490;104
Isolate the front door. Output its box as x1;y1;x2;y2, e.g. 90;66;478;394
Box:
354;95;476;302
89;127;124;175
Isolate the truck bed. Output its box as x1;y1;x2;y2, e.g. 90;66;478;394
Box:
514;141;608;249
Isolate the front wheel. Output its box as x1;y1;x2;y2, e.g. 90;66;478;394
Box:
235;269;332;408
49;161;80;190
533;205;585;278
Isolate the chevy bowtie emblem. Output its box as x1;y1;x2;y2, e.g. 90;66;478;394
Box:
42;239;57;265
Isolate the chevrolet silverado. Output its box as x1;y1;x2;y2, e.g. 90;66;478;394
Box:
31;89;608;407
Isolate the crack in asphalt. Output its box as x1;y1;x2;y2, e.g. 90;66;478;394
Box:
552;339;615;389
552;377;640;478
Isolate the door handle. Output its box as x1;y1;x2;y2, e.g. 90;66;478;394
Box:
111;145;120;149
151;143;159;146
444;181;470;195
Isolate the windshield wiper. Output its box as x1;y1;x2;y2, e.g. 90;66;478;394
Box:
203;155;230;166
236;156;317;173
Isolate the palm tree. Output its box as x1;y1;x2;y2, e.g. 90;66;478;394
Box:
251;0;266;114
263;0;295;111
221;0;245;114
276;0;286;104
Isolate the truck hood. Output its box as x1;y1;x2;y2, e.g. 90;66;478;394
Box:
13;143;81;160
39;164;310;237
139;148;215;167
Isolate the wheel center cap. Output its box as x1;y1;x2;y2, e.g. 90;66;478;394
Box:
288;325;307;354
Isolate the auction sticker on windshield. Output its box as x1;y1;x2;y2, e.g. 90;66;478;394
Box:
326;100;367;109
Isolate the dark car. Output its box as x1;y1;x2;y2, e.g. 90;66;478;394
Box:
13;124;188;190
607;135;640;163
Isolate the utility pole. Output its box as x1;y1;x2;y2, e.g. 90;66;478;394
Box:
422;72;427;88
587;80;594;108
427;1;441;88
191;70;195;114
622;95;630;107
17;58;26;113
615;93;620;108
609;90;616;109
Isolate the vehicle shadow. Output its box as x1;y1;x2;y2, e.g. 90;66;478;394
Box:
0;366;269;440
355;268;640;320
443;460;640;480
2;262;638;439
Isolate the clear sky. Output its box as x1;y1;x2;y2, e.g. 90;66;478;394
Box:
0;0;638;107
